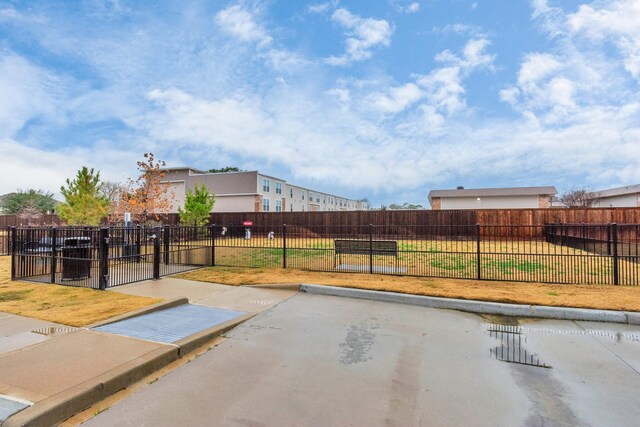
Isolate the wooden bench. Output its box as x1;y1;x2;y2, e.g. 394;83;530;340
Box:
334;239;398;268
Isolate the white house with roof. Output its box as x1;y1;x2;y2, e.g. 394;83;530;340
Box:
590;184;640;207
428;186;557;210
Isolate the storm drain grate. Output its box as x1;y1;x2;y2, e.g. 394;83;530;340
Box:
250;300;275;305
92;304;246;343
488;324;551;369
0;395;32;422
31;326;79;336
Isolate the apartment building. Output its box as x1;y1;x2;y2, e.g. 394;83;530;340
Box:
161;168;368;213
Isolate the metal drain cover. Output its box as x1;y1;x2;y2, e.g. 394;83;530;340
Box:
0;395;32;422
31;326;79;336
92;304;246;343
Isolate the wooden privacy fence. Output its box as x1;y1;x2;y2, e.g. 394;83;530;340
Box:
0;215;61;227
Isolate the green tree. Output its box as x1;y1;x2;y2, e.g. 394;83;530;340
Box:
3;189;57;215
178;183;215;226
58;167;110;225
208;166;241;173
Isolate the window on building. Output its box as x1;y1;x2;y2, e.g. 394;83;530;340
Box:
262;179;270;192
309;191;313;201
275;182;282;194
290;188;293;198
276;200;282;212
302;192;305;200
290;204;293;212
263;198;270;212
302;205;305;211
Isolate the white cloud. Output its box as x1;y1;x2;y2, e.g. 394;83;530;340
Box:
307;1;339;14
326;8;393;65
0;53;66;138
567;0;640;79
417;38;494;115
214;5;272;48
517;53;563;87
0;137;141;196
366;83;422;113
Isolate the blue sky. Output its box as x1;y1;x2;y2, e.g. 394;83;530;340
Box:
1;0;639;207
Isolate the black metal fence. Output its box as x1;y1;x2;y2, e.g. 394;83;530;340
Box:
8;223;640;288
11;226;212;289
0;227;9;256
212;223;640;286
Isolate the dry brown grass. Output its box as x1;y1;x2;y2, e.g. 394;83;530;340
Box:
0;257;161;327
177;266;640;312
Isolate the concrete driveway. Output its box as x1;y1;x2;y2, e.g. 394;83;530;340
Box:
84;292;640;427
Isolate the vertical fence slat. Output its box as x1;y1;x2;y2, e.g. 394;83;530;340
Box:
99;227;109;290
612;223;619;286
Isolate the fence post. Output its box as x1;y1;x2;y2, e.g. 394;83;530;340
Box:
163;225;170;265
283;224;287;269
99;227;109;290
211;224;216;267
612;223;619;285
136;225;141;263
5;225;10;255
50;227;57;284
606;223;611;256
476;224;481;280
369;224;373;274
10;227;16;280
153;227;161;280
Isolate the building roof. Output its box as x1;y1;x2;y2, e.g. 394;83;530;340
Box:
161;166;207;174
428;186;557;201
593;184;640;198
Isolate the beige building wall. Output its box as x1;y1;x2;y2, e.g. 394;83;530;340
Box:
163;181;186;213
593;194;640;207
214;195;258;212
441;195;540;210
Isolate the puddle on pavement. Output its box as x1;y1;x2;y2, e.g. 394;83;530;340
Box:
488;324;551;369
518;327;640;343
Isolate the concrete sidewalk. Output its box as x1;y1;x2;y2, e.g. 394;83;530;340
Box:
0;278;298;426
110;277;299;313
0;312;73;357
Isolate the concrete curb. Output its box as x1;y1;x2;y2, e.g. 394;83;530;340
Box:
174;313;255;356
242;283;301;291
88;297;189;328
3;302;252;427
2;346;179;427
300;284;639;324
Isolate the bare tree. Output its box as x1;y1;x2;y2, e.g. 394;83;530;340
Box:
99;181;127;202
558;188;598;207
16;201;44;226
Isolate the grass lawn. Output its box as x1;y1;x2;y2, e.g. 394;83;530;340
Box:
177;266;640;312
210;237;640;285
0;256;161;327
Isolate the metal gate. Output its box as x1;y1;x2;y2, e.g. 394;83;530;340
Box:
10;226;213;289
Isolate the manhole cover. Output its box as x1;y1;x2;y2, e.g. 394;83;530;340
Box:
31;326;79;336
488;324;551;368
